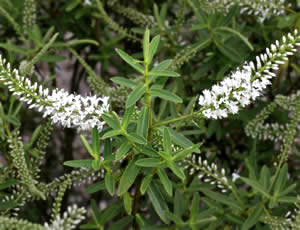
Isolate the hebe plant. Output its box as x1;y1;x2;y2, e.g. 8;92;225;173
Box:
1;0;300;229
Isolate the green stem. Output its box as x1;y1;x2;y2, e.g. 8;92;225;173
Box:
144;61;152;142
153;112;200;128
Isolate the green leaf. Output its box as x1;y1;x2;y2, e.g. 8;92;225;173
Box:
116;141;131;160
241;204;264;230
123;192;133;215
165;211;184;226
137;106;149;139
173;143;202;161
102;130;122;139
126;83;147;108
107;216;134;230
99;201;123;226
104;139;113;162
115;48;144;74
128;133;147;145
148;70;180;77
147;183;170;224
105;172;115;196
64;160;93;169
150;88;182;103
259;166;270;191
102;114;121;130
140;174;153;195
148;35;160;64
158;151;172;160
163;127;172;154
92;127;100;157
215;26;254;51
135;158;163;167
174;189;188;218
279;183;296;197
143;28;150;63
122;106;135;129
168;128;198;150
151;59;172;72
191;193;200;220
167;161;185;180
111;77;137;88
0;179;19;190
157;168;173;196
85;181;105;194
240;177;271;199
200;188;242;210
0;43;28;55
273;164;288;195
80;135;97;159
118;156;141;196
136;144;158;157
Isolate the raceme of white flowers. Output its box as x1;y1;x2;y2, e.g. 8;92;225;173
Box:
0;57;109;131
198;30;300;120
204;0;288;22
44;205;86;230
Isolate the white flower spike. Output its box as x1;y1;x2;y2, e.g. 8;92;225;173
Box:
199;30;300;119
0;58;109;131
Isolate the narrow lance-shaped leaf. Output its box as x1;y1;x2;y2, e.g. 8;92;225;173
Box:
115;48;144;74
123;192;133;215
116;141;131;160
148;70;180;77
92;127;100;157
102;130;122;139
110;77;137;88
157;168;173;196
137;106;149;139
122;106;135;129
135;158;162;167
118;156;141;196
151;59;172;72
128;133;147;145
241;204;264;230
80;135;97;159
163;127;172;154
150;88;183;103
167;161;185;181
140;174;153;195
147;183;170;224
126;83;147;108
105;171;115;196
148;35;160;64
102;114;121;130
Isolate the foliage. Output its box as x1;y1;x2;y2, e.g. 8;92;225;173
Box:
0;0;300;229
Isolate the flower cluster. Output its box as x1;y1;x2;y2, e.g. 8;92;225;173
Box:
184;154;233;193
44;205;86;230
239;0;288;22
198;0;288;22
0;57;110;131
199;30;300;119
